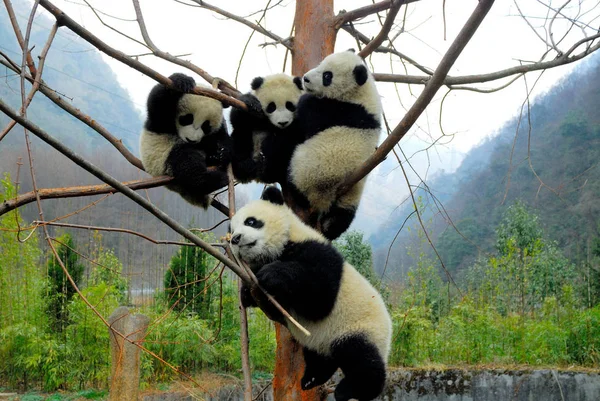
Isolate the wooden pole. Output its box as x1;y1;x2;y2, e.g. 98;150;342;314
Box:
273;1;335;400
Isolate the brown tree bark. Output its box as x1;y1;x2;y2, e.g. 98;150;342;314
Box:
273;1;335;400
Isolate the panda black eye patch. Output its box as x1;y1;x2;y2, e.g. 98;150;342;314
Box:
244;217;264;228
266;102;276;114
201;120;211;134
178;113;194;126
286;102;296;112
322;71;333;86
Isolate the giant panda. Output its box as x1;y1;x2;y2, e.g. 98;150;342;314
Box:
230;186;391;401
140;73;232;208
287;50;382;240
230;74;304;184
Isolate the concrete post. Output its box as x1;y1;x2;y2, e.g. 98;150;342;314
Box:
108;306;149;401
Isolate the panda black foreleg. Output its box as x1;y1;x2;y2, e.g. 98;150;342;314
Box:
320;205;357;241
231;155;259;183
167;145;228;195
253;260;304;310
193;170;229;194
301;347;338;390
332;334;386;401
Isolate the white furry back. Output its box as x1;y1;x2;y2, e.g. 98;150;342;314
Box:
289;125;379;212
139;129;180;176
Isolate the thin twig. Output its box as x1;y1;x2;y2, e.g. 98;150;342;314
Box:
182;0;292;51
34;220;225;247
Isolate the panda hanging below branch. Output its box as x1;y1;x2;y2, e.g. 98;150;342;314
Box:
287;50;382;240
229;187;392;401
140;73;232;208
230;74;304;184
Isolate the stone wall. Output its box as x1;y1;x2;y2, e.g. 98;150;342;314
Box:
142;368;600;401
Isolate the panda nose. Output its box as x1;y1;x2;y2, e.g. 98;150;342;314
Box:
231;234;241;245
303;76;310;83
278;121;289;127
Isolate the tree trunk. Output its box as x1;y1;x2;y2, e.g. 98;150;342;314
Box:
273;1;335;400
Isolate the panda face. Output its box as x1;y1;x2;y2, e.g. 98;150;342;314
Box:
251;74;303;129
230;192;290;266
176;94;224;143
302;50;369;99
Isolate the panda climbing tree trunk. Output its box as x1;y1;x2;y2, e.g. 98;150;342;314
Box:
274;1;336;400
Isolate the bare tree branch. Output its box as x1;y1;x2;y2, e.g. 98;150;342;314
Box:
373;31;600;85
358;0;405;59
338;0;496;196
181;0;293;51
334;0;420;28
81;0;150;49
38;0;246;109
0;176;171;217
131;0;240;97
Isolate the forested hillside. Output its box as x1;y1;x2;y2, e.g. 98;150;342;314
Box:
0;2;141;150
372;55;600;279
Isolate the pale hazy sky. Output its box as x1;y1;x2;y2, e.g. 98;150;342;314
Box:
21;0;600;234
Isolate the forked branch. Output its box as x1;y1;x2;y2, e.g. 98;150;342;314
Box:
358;0;405;59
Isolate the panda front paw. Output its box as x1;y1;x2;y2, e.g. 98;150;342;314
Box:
169;73;196;93
240;283;258;308
255;267;284;293
207;147;229;166
240;94;264;117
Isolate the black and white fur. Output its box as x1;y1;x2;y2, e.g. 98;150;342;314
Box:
230;187;391;401
288;50;382;240
231;74;304;184
140;73;232;207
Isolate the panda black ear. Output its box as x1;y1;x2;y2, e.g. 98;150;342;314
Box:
221;100;231;109
353;64;368;86
251;77;264;90
293;76;303;90
347;48;356;53
261;186;284;205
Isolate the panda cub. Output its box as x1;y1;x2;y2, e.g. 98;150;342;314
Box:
288;50;382;240
140;73;232;207
230;74;304;184
230;187;391;401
